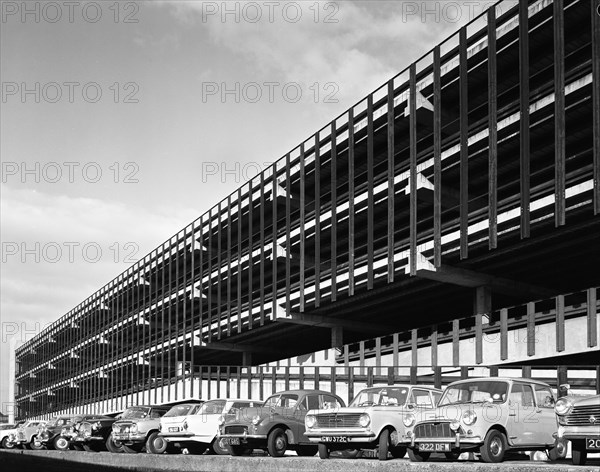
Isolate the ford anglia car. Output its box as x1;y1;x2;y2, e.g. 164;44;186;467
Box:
218;389;345;457
555;392;600;465
111;405;170;453
159;399;259;455
405;377;563;463
305;384;442;460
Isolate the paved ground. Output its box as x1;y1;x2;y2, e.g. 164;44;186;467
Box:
1;450;599;472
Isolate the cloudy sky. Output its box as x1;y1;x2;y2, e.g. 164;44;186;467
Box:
0;0;500;415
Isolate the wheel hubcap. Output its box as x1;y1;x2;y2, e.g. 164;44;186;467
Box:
490;438;502;456
57;438;67;449
154;437;165;449
275;436;285;450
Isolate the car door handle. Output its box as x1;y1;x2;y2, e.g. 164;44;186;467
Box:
508;413;517;417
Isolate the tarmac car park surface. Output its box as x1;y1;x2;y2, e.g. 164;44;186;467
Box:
1;449;599;472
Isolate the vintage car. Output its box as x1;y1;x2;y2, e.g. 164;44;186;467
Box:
218;389;345;457
153;402;205;454
7;420;46;450
305;384;442;460
111;405;171;454
404;377;564;463
160;399;260;455
71;414;122;452
555;392;600;465
37;416;76;450
0;422;24;449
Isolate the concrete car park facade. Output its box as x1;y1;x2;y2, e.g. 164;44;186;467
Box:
7;0;600;469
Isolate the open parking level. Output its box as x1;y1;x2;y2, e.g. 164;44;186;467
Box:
1;451;599;472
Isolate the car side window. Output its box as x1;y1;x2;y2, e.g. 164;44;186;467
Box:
509;383;535;407
534;386;555;408
410;389;433;408
432;392;442;406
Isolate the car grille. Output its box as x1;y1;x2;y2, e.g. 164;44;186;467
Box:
224;425;248;435
315;413;362;428
564;405;600;426
17;431;25;441
115;423;133;434
414;422;454;439
78;422;93;437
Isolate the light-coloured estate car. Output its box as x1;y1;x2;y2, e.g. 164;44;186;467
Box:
7;420;46;449
160;399;260;455
111;405;171;453
405;377;564;463
555;393;600;465
305;384;442;460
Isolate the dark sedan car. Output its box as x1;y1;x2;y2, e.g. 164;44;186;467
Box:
70;415;122;452
218;389;345;457
37;416;76;450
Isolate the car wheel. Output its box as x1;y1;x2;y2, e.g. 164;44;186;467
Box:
378;429;391;460
445;451;461;461
53;435;70;451
390;445;406;459
480;429;507;463
146;432;167;454
210;437;229;455
571;440;587;466
318;443;330;459
29;436;44;450
105;436;122;453
295;445;318;456
267;428;288;457
2;437;15;449
407;447;430;462
547;439;567;461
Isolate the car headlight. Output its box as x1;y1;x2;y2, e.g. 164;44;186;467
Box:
450;421;460;431
217;415;225;426
462;410;477;426
305;415;316;429
252;415;262;425
358;414;370;428
112;424;119;432
403;414;415;428
555;398;572;416
182;421;188;430
130;424;137;433
92;422;101;430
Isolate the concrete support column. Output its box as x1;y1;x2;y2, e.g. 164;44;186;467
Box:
331;326;344;348
474;285;492;364
242;352;252;366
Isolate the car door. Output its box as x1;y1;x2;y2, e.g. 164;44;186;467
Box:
531;384;557;446
506;382;537;446
294;394;320;444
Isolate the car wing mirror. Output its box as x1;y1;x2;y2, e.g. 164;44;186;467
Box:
406;403;416;410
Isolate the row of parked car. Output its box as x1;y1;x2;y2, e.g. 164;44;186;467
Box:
1;376;598;465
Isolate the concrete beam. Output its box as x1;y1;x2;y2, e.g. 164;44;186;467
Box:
274;307;394;334
413;263;555;299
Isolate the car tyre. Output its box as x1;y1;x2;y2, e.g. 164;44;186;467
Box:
2;437;15;449
52;435;70;451
146;432;167;454
211;437;230;455
296;445;318;456
407;447;431;462
571;440;587;466
445;451;461;461
480;429;506;463
267;428;288;457
105;436;122;453
318;443;330;459
29;436;44;450
378;429;391;460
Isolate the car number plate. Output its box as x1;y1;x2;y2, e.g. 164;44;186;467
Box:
586;438;600;450
221;438;240;445
321;436;349;443
168;427;180;433
419;442;450;452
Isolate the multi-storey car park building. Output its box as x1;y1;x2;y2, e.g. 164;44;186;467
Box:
14;0;600;419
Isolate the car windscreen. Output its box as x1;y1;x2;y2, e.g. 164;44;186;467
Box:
121;407;151;419
198;400;226;415
164;404;200;417
350;387;409;407
438;381;509;406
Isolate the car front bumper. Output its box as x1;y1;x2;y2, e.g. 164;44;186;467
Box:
410;434;483;449
112;433;146;443
557;425;600;440
305;429;377;443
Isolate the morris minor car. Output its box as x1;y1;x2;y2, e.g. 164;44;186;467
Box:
405;377;563;463
37;416;75;450
555;393;600;465
160;399;260;455
218;389;345;457
305;384;442;460
8;420;46;450
111;405;170;454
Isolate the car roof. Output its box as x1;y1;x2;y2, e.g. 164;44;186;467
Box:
267;389;342;397
448;377;551;387
361;384;442;391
